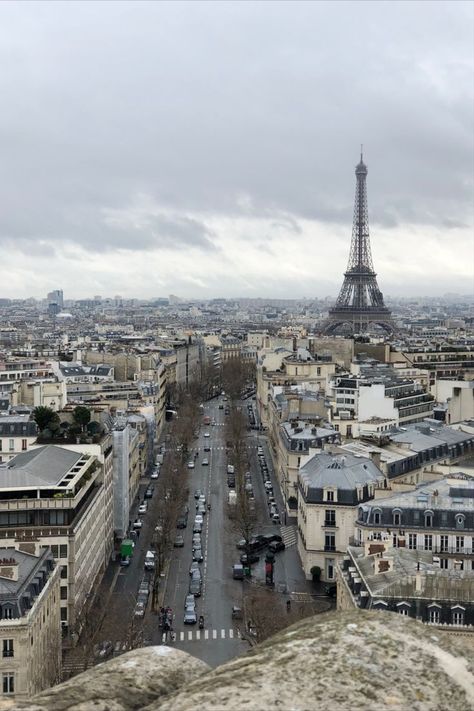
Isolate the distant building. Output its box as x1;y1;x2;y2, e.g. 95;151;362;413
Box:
0;543;61;700
47;290;64;310
0;416;38;463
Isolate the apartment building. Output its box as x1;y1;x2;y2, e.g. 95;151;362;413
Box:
0;416;38;463
257;347;335;426
273;420;340;509
0;445;114;634
297;452;384;582
355;474;474;571
112;419;141;539
0;544;61;701
338;541;474;632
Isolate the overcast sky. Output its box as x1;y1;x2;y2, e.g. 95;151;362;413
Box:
0;1;472;300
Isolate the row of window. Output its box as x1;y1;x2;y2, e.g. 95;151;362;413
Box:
389;607;465;626
0;439;28;452
368;508;467;529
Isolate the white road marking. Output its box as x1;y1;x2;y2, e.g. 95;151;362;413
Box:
229;629;234;639
221;629;225;639
212;629;217;639
188;631;193;641
204;629;209;640
196;630;201;641
180;631;184;641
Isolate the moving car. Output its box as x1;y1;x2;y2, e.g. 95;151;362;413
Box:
144;551;155;570
204;444;211;452
150;470;159;479
204;432;210;438
174;534;185;547
134;602;145;618
177;515;188;529
202;458;209;466
188;461;195;469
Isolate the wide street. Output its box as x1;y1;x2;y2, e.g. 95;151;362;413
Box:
63;394;314;677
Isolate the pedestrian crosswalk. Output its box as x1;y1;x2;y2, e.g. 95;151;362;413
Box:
161;627;241;644
280;525;298;548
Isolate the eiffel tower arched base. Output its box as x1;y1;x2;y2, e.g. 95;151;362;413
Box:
322;309;395;336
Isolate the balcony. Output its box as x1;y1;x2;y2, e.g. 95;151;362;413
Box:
324;545;336;552
323;520;337;528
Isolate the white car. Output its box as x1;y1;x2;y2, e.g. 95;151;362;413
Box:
204;432;210;438
133;519;143;529
188;461;195;469
138;503;147;515
202;458;209;466
195;514;204;525
134;602;145;618
150;471;159;479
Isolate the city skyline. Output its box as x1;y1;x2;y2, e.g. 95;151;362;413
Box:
0;1;472;299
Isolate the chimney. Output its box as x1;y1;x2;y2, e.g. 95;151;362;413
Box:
415;564;423;594
370;451;382;469
0;558;19;582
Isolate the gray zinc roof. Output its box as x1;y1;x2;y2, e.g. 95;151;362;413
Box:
0;446;83;489
299;452;384;492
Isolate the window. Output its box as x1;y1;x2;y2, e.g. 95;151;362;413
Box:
21;439;27;451
456;536;464;553
440;535;448;553
50;545;59;558
439;558;448;569
59;545;68;559
0;441;2;451
326;490;334;502
2;608;13;620
429;609;440;624
424;535;433;551
2;673;14;695
324;533;336;552
325;558;335;580
8;439;14;452
452;610;464;626
2;640;13;658
324;510;336;527
60;566;67;579
399;608;409;616
60;608;68;622
424;511;433;527
60;586;68;601
392;510;401;526
373;510;381;525
408;534;417;550
455;514;465;530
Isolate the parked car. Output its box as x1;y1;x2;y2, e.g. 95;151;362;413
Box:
94;640;114;659
271;513;281;524
138;503;148;515
240;552;260;565
184;594;196;610
193;521;202;534
268;540;285;553
174;534;185;547
144;550;155;570
177;515;188;529
120;556;130;567
195;514;204;525
194;489;203;499
188;461;195;469
262;534;283;544
189;577;202;596
192;535;202;550
264;481;273;491
184;607;198;625
132;519;143;529
189;561;200;577
193;547;204;562
144;487;154;499
134;602;145;618
150;471;159;479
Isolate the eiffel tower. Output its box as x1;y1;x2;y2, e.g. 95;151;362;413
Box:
323;151;394;335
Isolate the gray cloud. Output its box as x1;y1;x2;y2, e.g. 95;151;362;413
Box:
0;1;472;295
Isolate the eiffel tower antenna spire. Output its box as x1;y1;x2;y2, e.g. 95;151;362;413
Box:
323;152;394;335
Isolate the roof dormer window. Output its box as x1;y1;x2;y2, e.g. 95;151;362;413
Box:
455;514;465;530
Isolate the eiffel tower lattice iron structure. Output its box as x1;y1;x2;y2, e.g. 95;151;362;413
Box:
324;152;394;335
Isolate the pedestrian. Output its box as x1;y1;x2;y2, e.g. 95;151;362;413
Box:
286;599;291;612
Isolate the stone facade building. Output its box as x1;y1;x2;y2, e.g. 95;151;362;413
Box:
0;543;61;701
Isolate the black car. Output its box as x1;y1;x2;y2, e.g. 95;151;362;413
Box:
144;487;154;499
268;541;285;553
240;552;260;565
262;534;283;544
176;516;188;529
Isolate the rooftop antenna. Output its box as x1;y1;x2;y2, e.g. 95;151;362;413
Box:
360;143;363;162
